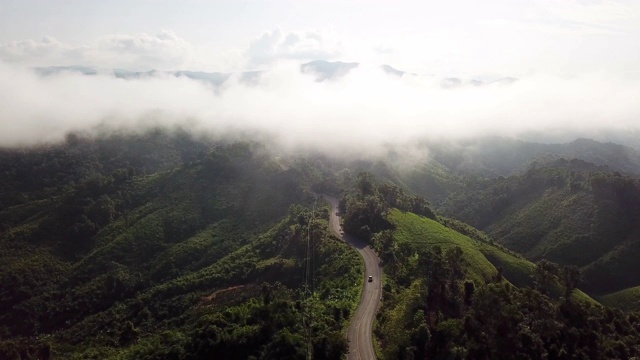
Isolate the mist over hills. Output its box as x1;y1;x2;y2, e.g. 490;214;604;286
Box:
425;136;640;178
2;56;638;150
4;0;640;357
5;46;640;360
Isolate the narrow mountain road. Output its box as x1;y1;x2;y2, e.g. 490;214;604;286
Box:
323;195;382;360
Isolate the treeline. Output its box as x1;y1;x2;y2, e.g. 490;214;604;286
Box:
0;128;216;210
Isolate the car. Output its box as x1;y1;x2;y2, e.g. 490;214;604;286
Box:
368;275;373;282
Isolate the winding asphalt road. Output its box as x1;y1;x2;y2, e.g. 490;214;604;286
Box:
323;195;382;360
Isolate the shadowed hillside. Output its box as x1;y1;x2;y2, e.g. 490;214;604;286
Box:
442;157;640;296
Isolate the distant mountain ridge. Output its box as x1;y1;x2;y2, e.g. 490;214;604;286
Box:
35;66;240;86
300;60;359;81
33;62;519;88
334;136;640;298
425;136;640;178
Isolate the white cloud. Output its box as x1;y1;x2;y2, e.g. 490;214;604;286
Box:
0;28;345;71
0;30;198;70
90;30;194;70
245;28;342;67
373;45;394;55
483;0;640;36
0;36;71;64
545;0;640;27
1;60;639;153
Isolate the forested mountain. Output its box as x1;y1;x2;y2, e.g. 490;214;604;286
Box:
425;137;640;178
319;137;640;307
442;157;640;296
319;136;640;204
2;129;640;358
0;131;360;358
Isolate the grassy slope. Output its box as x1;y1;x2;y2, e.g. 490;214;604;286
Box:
378;209;603;358
388;209;597;304
599;286;640;312
390;209;525;286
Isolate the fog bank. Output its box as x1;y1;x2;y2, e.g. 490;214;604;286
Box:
1;60;639;153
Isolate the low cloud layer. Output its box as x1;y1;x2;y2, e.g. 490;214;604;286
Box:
0;31;199;71
1;60;639;153
246;28;342;67
0;29;344;72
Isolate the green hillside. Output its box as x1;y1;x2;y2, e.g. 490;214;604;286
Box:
0;134;361;358
385;210;595;303
334;175;640;359
372;210;636;359
389;210;522;284
442;158;640;295
3;131;640;359
599;286;640;312
396;159;463;204
425;137;640;178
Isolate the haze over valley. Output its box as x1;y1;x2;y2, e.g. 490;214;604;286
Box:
2;1;640;359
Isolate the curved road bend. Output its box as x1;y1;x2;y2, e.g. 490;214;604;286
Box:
323;195;382;360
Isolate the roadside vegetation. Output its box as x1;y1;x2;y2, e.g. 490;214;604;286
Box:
338;173;640;359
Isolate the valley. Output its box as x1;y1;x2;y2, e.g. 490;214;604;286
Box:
1;130;640;358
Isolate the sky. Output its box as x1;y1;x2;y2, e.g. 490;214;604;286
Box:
0;0;639;148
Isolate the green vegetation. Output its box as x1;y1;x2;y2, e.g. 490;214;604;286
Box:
388;210;525;285
336;173;640;359
4;130;640;359
0;131;361;359
425;137;640;178
443;158;640;295
372;209;640;359
339;172;436;242
600;286;640;312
